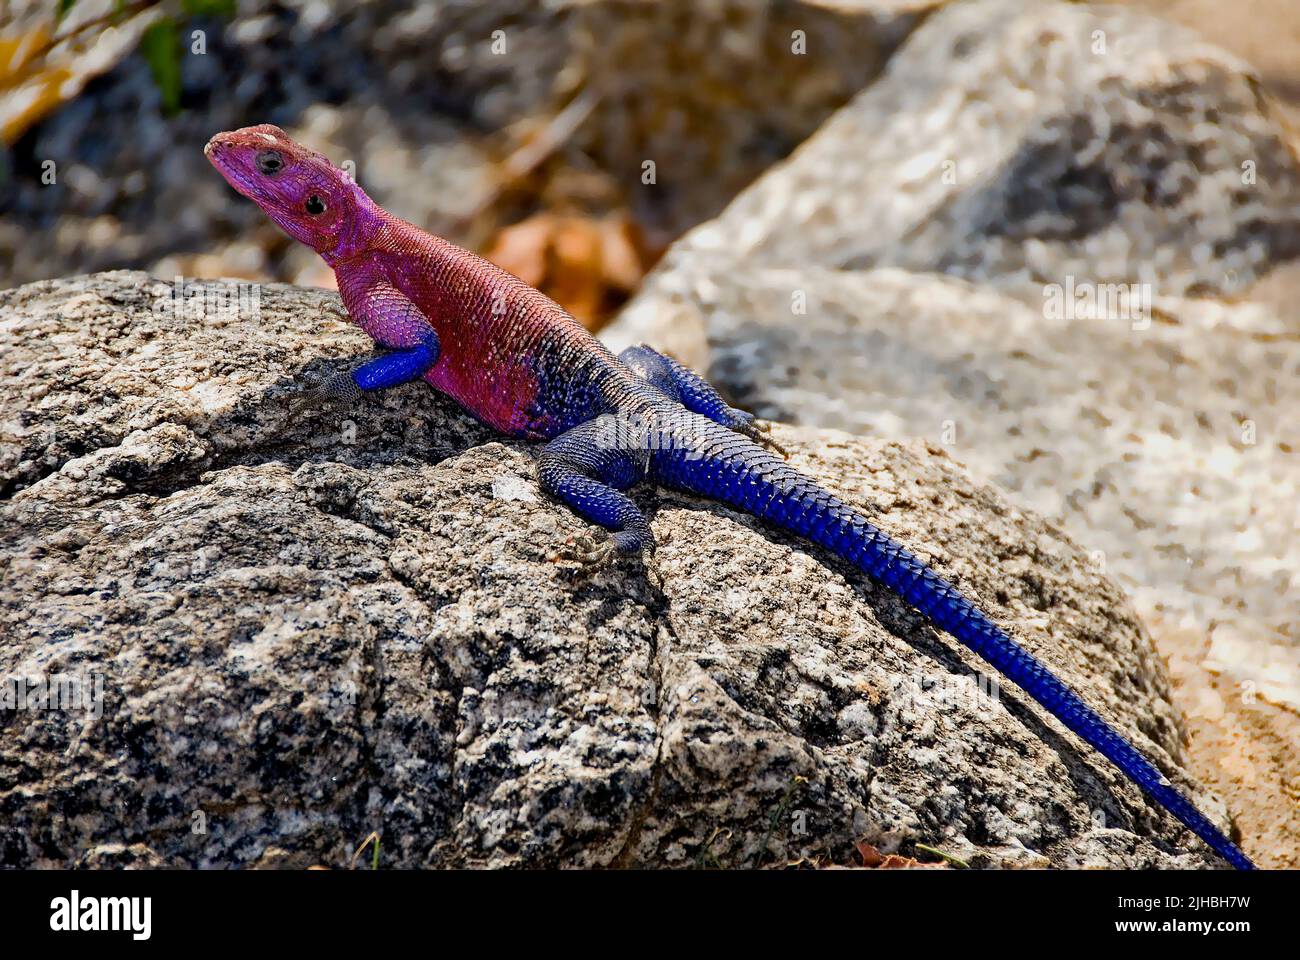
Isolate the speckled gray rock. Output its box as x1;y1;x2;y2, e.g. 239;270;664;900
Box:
605;0;1300;340
0;272;1240;868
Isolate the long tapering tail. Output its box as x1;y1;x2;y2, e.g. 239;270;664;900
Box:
652;419;1253;869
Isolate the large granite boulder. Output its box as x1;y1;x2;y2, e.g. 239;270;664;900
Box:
0;272;1239;868
607;265;1300;716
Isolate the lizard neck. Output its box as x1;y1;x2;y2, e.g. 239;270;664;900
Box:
320;183;386;266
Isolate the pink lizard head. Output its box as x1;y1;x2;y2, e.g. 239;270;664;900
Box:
206;124;373;258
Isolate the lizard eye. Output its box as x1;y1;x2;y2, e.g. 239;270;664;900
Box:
305;195;326;216
255;149;283;175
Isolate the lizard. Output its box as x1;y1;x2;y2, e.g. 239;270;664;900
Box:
206;124;1254;870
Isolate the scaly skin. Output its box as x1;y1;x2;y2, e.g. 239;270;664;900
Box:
207;125;1253;870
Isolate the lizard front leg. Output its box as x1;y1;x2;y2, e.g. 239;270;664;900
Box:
293;277;440;415
618;344;784;455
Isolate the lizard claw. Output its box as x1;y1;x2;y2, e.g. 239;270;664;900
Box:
550;531;617;572
318;299;350;324
288;371;325;418
737;417;787;458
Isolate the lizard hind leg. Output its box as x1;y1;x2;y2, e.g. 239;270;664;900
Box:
539;417;654;570
618;344;784;456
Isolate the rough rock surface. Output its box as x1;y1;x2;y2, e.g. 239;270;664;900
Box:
602;0;1300;712
0;272;1239;868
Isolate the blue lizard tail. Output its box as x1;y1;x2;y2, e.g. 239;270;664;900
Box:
651;417;1254;870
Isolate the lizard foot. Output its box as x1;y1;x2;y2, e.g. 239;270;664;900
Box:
550;531;617;572
289;368;362;419
549;529;651;577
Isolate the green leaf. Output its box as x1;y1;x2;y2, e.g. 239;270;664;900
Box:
56;0;79;22
180;0;238;16
914;842;971;869
140;18;182;116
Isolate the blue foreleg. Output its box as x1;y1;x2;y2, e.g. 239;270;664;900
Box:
352;332;441;391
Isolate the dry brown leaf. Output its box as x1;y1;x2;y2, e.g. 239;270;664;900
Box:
0;6;158;145
852;840;949;869
483;211;654;330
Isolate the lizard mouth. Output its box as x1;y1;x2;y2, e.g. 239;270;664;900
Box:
204;132;229;159
205;135;274;207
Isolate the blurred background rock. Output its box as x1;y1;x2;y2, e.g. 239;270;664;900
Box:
2;0;1297;865
0;0;932;324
